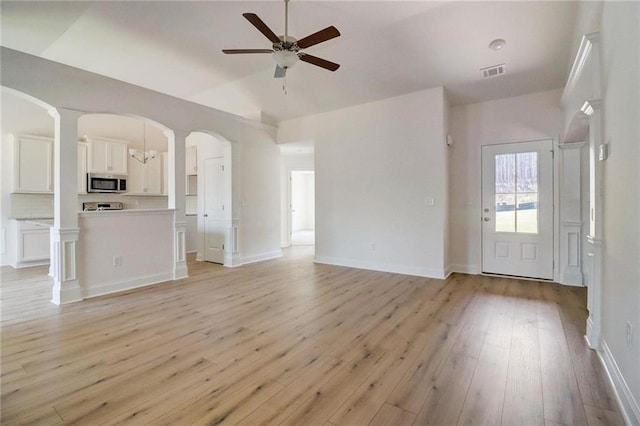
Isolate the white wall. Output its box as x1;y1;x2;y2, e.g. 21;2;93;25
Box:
77;210;174;298
599;0;640;418
237;139;282;264
278;87;449;278
448;89;565;273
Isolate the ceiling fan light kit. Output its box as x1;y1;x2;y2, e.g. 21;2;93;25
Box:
222;0;341;80
273;50;299;69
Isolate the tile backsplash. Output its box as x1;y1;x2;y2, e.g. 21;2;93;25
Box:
10;193;169;218
10;193;54;218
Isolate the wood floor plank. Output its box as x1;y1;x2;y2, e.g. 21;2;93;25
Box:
279;348;387;426
584;403;626;426
412;353;477;425
456;341;510;426
328;333;428;425
369;403;416;426
538;316;587;425
0;248;625;426
501;336;545;426
238;356;344;425
385;321;463;413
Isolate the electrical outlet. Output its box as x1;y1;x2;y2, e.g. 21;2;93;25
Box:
113;256;122;267
370;243;376;251
626;322;633;348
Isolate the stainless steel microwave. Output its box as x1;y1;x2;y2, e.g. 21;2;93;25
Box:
87;173;127;193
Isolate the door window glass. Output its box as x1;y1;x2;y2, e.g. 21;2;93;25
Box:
495;152;538;233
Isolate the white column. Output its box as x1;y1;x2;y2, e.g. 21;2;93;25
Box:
582;98;604;349
48;107;84;305
165;129;188;279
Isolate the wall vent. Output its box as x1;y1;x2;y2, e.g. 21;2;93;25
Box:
481;64;506;78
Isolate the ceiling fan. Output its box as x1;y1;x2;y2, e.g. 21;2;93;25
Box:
222;0;341;78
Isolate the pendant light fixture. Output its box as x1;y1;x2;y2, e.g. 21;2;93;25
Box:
128;119;158;164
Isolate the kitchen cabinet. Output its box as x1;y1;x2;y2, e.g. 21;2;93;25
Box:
77;142;88;194
13;134;53;193
127;156;162;195
10;220;51;268
88;137;128;175
185;146;197;175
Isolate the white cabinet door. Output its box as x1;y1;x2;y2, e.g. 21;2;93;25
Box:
127;156;161;195
14;135;53;193
77;143;88;194
127;157;145;194
88;138;128;174
88;138;110;173
145;157;162;195
110;141;129;175
20;228;50;261
185;146;197;175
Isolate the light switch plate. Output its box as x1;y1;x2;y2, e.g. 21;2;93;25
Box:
425;197;435;206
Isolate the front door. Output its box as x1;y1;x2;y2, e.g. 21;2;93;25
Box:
203;157;225;264
481;139;554;279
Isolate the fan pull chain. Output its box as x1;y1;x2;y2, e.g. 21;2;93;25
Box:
282;76;287;95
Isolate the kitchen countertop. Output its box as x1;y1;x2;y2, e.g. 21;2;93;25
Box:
10;218;54;227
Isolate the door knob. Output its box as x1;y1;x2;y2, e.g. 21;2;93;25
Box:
203;214;208;218
483;217;490;222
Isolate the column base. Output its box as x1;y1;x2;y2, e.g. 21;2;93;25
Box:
50;227;82;305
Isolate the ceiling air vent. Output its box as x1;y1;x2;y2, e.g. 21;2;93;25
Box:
481;64;506;78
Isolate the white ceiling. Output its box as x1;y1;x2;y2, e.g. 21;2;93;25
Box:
1;1;579;123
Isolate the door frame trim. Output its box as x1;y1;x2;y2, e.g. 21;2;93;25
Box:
479;137;559;282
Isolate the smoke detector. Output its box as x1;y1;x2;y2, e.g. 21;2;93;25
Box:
481;64;506;78
489;39;506;51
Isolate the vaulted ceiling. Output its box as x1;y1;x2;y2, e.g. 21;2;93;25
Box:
1;1;579;123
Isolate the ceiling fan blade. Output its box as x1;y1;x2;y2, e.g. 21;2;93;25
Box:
242;13;281;44
296;26;340;49
274;65;286;79
298;54;340;72
222;49;273;54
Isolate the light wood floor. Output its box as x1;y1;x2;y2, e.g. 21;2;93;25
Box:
1;247;625;425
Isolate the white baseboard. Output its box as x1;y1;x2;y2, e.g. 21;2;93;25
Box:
444;264;454;279
241;250;282;266
314;255;446;279
174;264;188;280
599;340;640;426
450;263;481;275
81;271;174;300
10;259;50;269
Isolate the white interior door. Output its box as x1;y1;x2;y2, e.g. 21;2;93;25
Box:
203;157;225;264
482;139;554;279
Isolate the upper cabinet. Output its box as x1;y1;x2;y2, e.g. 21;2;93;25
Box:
127;156;162;195
185;146;197;175
88;138;128;175
13;134;54;193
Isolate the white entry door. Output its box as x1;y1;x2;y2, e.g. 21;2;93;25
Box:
481;139;554;279
203;157;225;264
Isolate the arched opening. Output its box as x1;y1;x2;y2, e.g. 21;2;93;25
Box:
1;87;55;272
187;131;234;266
